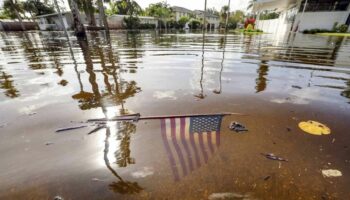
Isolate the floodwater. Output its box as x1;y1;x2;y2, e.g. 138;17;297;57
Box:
0;30;349;200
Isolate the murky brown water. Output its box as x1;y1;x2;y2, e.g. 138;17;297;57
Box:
0;30;350;200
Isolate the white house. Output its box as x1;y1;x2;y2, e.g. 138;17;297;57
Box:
253;0;350;34
171;6;220;29
107;15;158;29
36;12;157;30
171;6;193;21
194;10;220;29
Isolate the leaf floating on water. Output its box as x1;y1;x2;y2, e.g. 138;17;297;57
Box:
298;120;331;135
322;169;342;178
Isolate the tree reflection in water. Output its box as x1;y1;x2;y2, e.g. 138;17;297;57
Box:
104;125;143;194
71;33;143;194
255;60;269;93
0;71;20;98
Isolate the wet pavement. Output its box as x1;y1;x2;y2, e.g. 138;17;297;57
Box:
0;30;349;199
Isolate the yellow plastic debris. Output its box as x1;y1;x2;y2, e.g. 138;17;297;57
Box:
298;120;331;135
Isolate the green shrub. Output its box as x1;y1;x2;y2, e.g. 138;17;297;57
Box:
123;16;140;29
189;19;201;29
338;24;348;33
139;23;156;29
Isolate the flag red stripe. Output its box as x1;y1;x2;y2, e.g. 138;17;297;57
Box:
189;131;201;168
161;119;180;181
180;118;194;172
198;133;209;163
170;118;188;176
216;131;220;147
207;131;215;154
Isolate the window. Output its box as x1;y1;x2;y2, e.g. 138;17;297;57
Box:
300;0;350;12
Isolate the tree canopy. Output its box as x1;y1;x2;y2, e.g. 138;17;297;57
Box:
106;0;143;16
1;0;55;19
145;1;172;19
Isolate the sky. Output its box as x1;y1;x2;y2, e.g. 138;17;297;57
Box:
0;0;250;13
135;0;250;12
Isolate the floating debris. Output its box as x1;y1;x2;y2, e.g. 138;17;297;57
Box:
292;85;302;89
53;196;63;200
208;192;251;200
261;153;288;162
298;120;331;135
322;169;342;178
45;142;54;146
0;123;8;128
229;122;248;133
55;125;87;133
91;178;104;182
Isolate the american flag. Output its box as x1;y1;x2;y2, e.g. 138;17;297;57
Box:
160;115;222;181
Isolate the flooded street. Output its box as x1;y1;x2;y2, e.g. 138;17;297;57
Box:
0;30;350;199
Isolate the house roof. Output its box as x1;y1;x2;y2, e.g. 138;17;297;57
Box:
35;11;71;18
194;10;219;18
253;0;298;12
171;6;193;13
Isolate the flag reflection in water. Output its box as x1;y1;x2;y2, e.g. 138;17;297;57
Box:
160;115;222;181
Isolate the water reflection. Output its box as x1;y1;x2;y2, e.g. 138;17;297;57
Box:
255;60;269;93
0;71;20;98
0;30;350;196
104;123;143;194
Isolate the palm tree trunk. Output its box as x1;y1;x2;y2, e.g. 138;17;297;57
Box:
97;0;109;35
68;0;86;38
9;0;25;31
86;0;96;26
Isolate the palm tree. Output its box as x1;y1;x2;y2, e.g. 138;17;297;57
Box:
67;0;86;38
5;0;26;30
247;0;257;10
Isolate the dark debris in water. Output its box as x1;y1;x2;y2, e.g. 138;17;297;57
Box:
229;122;248;133
261;153;288;162
292;85;302;89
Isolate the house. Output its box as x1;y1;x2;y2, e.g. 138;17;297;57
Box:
292;0;350;31
107;15;158;29
36;12;157;30
171;6;193;21
252;0;350;34
36;12;74;31
171;6;220;29
194;10;220;29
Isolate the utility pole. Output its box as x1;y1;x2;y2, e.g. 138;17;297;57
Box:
67;0;86;38
225;0;231;30
9;0;25;31
203;0;207;31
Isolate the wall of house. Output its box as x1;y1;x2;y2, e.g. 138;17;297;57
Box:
292;11;350;31
256;11;292;35
107;15;158;29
